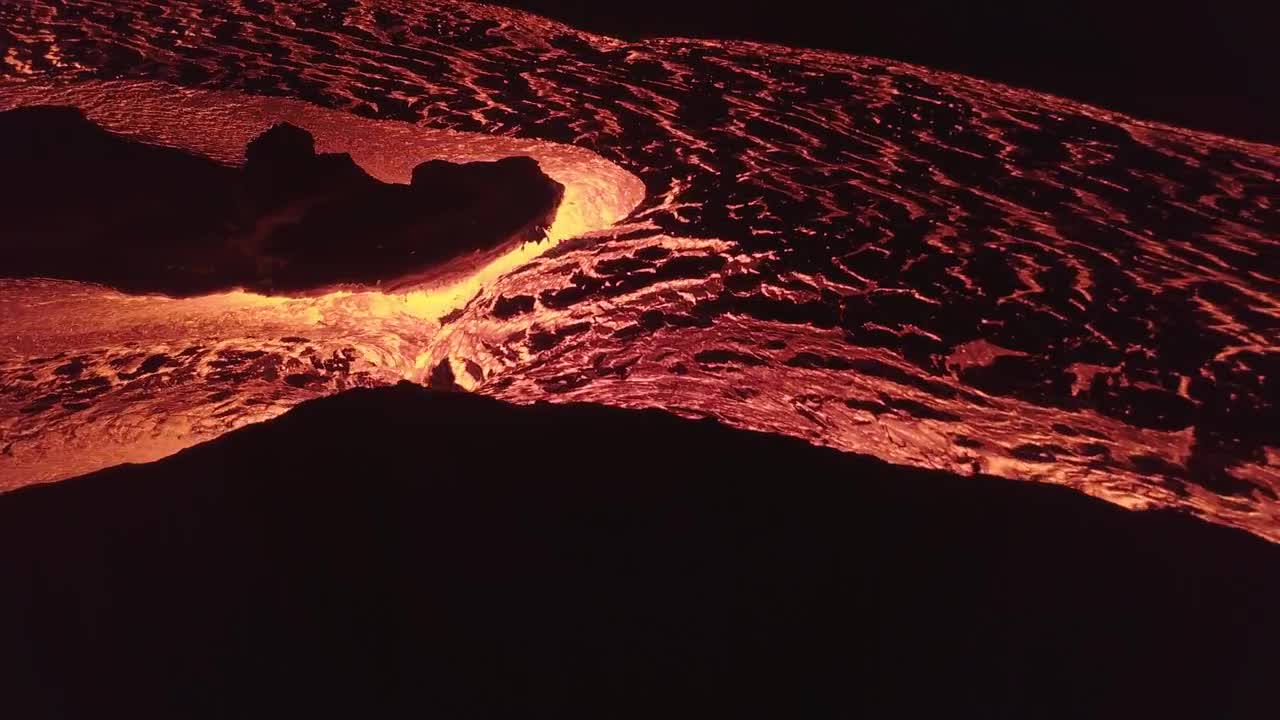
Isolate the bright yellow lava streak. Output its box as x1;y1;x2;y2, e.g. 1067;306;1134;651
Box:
0;79;645;484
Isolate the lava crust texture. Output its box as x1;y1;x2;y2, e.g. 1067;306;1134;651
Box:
1;0;1278;540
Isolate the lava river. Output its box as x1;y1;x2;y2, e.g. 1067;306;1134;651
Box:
1;0;1278;542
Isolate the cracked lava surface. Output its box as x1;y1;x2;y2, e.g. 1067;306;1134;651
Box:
1;0;1278;541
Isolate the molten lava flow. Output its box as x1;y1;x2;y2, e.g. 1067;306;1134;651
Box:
0;80;644;485
1;1;1279;542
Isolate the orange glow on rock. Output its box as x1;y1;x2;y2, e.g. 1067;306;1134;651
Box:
1;2;1278;544
0;81;644;485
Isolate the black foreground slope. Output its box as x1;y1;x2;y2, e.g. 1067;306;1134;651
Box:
1;383;1277;718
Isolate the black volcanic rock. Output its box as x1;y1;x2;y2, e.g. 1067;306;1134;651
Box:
245;121;316;169
0;107;564;296
1;383;1277;718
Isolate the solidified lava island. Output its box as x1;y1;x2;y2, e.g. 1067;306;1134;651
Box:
0;106;564;296
0;0;1278;543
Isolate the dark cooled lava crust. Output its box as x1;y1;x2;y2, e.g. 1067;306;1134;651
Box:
0;106;564;296
1;0;1278;537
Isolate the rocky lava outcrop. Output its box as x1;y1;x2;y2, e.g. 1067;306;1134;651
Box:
0;106;564;296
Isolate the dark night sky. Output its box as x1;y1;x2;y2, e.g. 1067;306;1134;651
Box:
490;1;1277;145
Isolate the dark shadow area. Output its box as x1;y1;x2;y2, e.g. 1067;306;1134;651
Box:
494;0;1278;145
1;383;1276;718
0;106;564;296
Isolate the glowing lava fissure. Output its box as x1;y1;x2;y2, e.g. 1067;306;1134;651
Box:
2;0;1279;542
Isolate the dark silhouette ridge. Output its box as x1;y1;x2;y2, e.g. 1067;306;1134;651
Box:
0;106;564;296
1;383;1276;718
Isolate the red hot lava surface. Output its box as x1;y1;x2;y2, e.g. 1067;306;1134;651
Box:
0;0;1278;541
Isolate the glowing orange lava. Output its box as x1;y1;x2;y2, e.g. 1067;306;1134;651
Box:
1;0;1278;543
0;80;644;484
